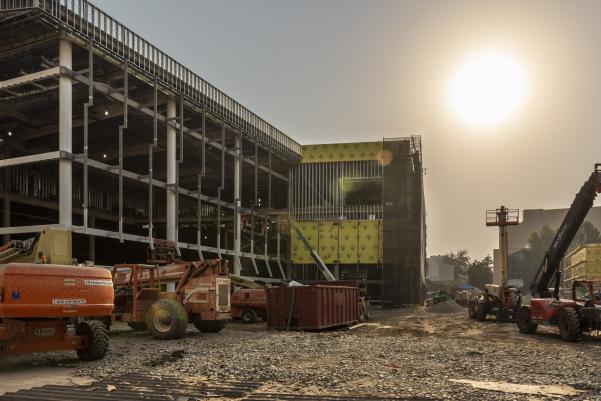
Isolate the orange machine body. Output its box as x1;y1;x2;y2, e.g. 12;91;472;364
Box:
231;288;267;321
0;263;114;319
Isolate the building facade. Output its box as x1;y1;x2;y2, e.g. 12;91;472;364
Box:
289;139;427;305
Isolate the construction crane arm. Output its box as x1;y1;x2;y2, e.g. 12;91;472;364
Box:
292;224;336;282
530;164;601;298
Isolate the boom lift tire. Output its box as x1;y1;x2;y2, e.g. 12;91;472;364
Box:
516;307;538;334
97;316;112;331
468;301;476;318
194;320;227;333
475;303;487;321
241;308;257;323
559;307;581;342
76;320;110;361
146;299;188;340
127;322;148;331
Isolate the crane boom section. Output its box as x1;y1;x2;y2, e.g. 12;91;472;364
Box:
531;165;601;297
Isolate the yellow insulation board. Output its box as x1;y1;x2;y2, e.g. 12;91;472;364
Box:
291;220;382;264
301;142;382;163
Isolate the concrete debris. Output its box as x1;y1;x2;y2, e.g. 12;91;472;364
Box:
7;308;601;401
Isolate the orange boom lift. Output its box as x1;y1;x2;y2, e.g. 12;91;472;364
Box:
0;228;113;360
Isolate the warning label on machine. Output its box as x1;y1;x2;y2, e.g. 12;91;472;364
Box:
84;279;113;287
52;298;86;305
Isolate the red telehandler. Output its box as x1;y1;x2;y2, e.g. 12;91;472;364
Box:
517;164;601;341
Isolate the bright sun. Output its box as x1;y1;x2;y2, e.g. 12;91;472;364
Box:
449;50;527;127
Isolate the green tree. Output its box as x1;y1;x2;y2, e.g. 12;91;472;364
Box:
443;249;470;282
573;221;601;245
467;256;493;290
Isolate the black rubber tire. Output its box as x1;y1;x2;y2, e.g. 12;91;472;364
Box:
127;321;148;331
146;299;188;340
516;306;538;334
358;302;367;323
194;320;227;333
559;307;581;342
76;320;109;361
468;301;476;319
475;301;487;321
98;316;112;331
242;308;258;324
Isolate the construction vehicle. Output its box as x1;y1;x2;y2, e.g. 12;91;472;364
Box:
0;227;113;360
229;274;268;323
110;241;231;339
231;288;268;323
516;164;601;341
292;224;369;322
469;206;520;321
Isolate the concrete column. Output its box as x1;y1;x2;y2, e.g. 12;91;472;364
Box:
233;134;241;275
59;39;72;227
166;98;177;242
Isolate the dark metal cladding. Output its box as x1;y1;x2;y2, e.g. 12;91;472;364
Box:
381;137;426;306
266;285;359;330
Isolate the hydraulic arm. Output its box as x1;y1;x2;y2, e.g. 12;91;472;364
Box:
292;224;336;282
530;164;601;298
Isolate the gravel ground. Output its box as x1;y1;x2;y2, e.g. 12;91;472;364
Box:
5;307;601;400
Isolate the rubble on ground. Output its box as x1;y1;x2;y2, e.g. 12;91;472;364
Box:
11;308;601;401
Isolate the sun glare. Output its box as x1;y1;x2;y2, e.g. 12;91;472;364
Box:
449;50;527;127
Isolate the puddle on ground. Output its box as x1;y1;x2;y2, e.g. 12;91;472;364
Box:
450;379;582;398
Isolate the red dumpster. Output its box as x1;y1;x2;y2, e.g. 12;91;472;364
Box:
266;285;358;330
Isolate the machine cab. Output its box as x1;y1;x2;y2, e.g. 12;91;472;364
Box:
572;280;601;306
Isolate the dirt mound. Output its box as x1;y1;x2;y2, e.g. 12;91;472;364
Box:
427;299;465;313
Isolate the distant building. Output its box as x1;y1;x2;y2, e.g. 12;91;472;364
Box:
492;207;601;287
426;255;454;282
507;207;601;249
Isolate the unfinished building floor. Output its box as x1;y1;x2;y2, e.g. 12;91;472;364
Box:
1;310;599;401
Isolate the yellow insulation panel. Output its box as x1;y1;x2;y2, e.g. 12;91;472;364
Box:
290;222;318;264
318;221;339;264
358;221;381;264
338;220;359;264
301;142;382;163
291;220;383;264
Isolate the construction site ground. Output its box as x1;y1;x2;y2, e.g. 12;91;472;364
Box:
1;307;600;401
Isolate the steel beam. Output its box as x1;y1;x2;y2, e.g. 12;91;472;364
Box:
83;39;93;232
58;38;72;228
233;132;241;275
0;151;61;168
118;60;128;242
69;73;288;182
0;66;60;92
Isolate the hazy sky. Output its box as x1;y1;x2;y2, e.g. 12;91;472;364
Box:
95;0;601;260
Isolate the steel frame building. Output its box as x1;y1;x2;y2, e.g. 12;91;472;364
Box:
0;0;300;280
0;1;426;303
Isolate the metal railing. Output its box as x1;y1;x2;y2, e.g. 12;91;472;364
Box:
0;0;302;161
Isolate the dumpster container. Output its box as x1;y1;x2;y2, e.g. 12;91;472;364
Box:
266;285;358;330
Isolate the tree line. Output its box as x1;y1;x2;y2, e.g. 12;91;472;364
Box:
441;221;601;290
